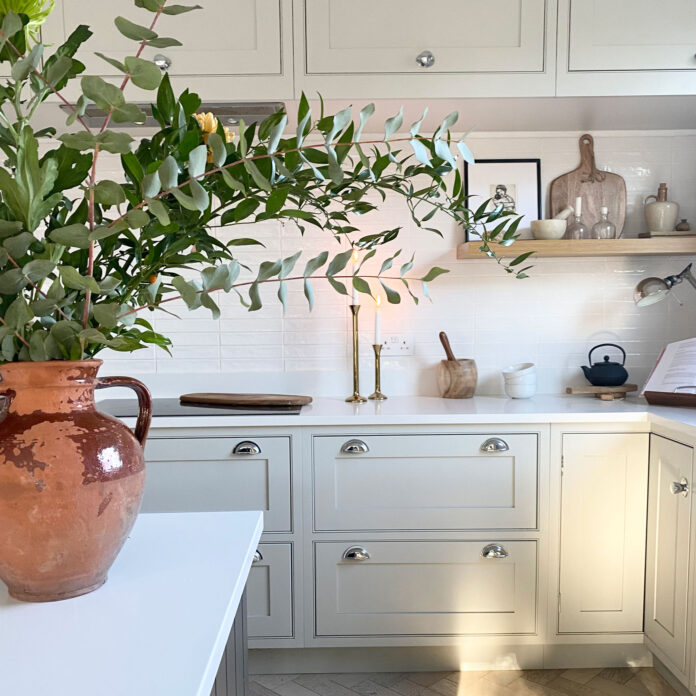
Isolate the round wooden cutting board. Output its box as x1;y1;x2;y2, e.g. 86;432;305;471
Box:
180;393;313;407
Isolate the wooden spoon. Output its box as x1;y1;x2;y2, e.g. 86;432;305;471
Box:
439;331;457;362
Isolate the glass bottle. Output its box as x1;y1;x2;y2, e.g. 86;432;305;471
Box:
592;206;616;239
565;212;588;240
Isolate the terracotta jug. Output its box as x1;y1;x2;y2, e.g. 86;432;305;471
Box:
0;360;151;602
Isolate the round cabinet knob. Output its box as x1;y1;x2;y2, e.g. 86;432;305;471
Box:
480;438;510;453
482;544;509;559
342;546;370;561
233;440;261;455
415;50;435;68
153;54;172;72
671;478;689;497
253;549;263;564
341;439;369;454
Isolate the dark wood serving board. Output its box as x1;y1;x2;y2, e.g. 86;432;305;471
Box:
180;393;313;407
550;134;626;237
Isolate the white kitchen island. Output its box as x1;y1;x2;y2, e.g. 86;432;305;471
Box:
0;510;263;696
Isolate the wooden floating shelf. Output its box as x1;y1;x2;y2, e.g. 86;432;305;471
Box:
456;237;696;259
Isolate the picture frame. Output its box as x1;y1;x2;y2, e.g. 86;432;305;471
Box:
463;158;541;241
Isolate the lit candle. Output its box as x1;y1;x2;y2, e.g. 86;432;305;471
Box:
375;295;382;345
351;247;359;305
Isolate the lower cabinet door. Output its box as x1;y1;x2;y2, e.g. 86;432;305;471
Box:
559;433;649;633
645;435;692;677
248;543;293;639
314;540;537;636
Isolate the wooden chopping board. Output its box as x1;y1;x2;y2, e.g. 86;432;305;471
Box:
550;134;626;237
180;393;313;407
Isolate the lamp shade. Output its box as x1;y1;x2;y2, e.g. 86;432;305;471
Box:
634;277;671;306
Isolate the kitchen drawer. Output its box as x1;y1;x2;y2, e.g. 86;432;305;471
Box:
313;434;537;531
248;543;293;639
315;540;537;636
142;437;291;532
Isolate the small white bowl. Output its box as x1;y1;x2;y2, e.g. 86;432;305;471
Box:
502;362;536;377
504;382;536;399
504;374;537;385
531;220;566;240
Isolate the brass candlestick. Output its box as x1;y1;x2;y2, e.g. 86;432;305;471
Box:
369;344;387;400
346;305;367;403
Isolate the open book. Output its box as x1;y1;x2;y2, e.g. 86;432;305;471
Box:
643;337;696;404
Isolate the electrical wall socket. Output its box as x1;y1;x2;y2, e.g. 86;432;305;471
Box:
381;334;414;356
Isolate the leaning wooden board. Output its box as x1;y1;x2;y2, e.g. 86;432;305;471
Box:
550;134;626;237
180;393;313;407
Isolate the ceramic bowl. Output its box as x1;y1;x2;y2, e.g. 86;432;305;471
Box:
504;381;536;399
504;373;536;385
502;362;536;377
530;220;566;240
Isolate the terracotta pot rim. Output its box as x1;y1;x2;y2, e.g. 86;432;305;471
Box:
1;359;103;370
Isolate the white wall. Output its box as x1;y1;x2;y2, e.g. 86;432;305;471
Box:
99;129;696;398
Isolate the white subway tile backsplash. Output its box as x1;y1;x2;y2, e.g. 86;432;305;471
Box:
101;129;696;396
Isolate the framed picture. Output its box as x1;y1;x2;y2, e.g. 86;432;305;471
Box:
463;158;541;240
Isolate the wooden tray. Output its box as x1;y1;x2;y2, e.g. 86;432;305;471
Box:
180;393;313;407
550;134;627;237
566;385;638;401
644;391;696;408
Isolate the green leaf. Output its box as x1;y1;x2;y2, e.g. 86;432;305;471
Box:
200;292;220;318
94;180;126;207
146;197;170;225
59;131;97;151
50;224;91;248
435;111;459;140
4;232;35;257
97;130;134;154
384;107;403;139
457;139;475;165
94;52;126;73
244;159;272;192
125;56;162;89
112;103;148;125
135;0;164;10
303;279;314;310
327;276;348;296
421;266;449;282
0;268;27;294
409;109;428;137
189;179;209;210
12;42;43;81
99;276;121;293
60;266;100;293
5;296;32;330
23;260;55;282
380;280;401;304
114;16;157;41
267;114;287;154
227;237;263;247
29;332;47;362
227;198;258;223
161;4;202;14
352;276;372;297
409;138;431;166
158;155;179;188
172;276;199;309
126;209;150;228
207;132;226;167
220;169;246;193
188;143;207;178
81;75;125;111
265;188;288;215
142;172;161;198
327;249;353;276
92;303;121;329
145;37;182;49
355;103;375;143
303;251;328;277
170;187;198;211
509;251;535;267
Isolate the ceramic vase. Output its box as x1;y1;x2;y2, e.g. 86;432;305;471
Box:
0;360;151;602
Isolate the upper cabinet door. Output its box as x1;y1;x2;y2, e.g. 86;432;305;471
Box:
42;0;294;100
557;0;696;95
296;0;556;98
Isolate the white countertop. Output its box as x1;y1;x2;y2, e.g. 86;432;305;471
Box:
103;394;679;427
0;510;263;696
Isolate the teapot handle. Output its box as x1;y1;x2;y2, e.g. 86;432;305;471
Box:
588;343;626;366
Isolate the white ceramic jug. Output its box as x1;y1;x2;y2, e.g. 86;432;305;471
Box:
645;183;679;234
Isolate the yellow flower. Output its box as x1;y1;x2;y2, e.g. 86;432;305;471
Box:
195;111;235;162
223;126;235;143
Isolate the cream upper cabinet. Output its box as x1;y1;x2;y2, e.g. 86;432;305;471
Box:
645;435;693;684
41;0;294;100
557;0;696;96
558;433;649;634
295;0;557;98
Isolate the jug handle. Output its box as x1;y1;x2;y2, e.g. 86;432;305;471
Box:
645;195;657;205
588;343;627;367
96;376;152;447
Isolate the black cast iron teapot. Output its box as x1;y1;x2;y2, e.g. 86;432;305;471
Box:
581;343;629;387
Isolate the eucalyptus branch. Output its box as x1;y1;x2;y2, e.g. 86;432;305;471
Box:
0;28;93;134
0;316;30;348
4;251;71;321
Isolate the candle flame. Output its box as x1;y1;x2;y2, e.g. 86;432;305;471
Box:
376;295;382;308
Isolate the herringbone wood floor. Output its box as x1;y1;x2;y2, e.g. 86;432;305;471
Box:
251;668;680;696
